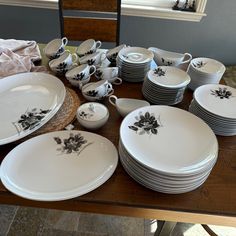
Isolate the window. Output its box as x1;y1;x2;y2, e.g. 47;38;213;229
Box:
0;0;207;21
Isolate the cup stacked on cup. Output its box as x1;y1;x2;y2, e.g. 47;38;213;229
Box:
187;57;226;91
142;66;191;105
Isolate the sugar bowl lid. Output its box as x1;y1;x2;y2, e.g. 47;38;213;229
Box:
77;102;109;121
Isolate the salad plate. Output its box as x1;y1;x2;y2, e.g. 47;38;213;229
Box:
0;130;118;201
0;72;66;145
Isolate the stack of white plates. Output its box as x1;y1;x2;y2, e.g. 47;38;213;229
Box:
119;106;218;194
189;84;236;136
187;57;226;91
142;66;191;105
117;47;154;82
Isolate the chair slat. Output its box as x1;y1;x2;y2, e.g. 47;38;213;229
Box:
62;0;118;12
63;17;117;42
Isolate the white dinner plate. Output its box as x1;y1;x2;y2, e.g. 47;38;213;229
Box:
0;130;118;201
0;72;66;145
120;106;218;175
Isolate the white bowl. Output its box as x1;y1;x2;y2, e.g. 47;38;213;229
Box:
76;102;109;130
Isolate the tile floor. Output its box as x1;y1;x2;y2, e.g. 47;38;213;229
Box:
0;204;236;236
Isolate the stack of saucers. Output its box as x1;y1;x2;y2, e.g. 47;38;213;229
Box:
142;66;191;105
187;57;226;91
189;84;236;136
117;47;154;82
119;106;218;194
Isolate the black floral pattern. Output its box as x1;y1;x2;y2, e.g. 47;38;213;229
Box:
73;72;85;81
211;87;233;99
56;62;68;74
108;52;118;63
95;70;103;79
54;133;92;155
12;108;51;134
87;59;96;65
154;68;166;77
161;58;173;66
86;90;98;97
193;61;206;68
128;111;161;135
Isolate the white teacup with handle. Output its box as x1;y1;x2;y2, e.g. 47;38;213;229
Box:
76;39;102;58
44;37;68;60
49;50;78;74
95;67;122;85
79;51;106;66
65;64;96;81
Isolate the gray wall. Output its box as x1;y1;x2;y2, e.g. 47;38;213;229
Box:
0;0;235;65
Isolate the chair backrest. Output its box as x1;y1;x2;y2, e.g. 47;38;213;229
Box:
59;0;121;46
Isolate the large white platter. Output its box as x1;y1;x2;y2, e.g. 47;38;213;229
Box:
0;72;66;145
120;106;218;175
0;130;118;201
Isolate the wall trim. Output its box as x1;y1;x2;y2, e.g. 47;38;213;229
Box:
0;0;206;22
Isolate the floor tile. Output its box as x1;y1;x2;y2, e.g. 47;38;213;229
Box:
43;209;80;231
7;207;48;236
78;213;144;236
0;204;18;236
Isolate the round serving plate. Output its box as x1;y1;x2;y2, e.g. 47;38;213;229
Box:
0;130;118;201
120;105;218;176
0;72;66;145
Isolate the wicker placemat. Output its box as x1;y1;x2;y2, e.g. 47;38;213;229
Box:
27;87;80;138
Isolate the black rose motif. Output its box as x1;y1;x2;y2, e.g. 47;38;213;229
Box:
193;61;206;68
56;62;68;74
87;59;96;65
86;90;98;97
128;111;162;135
211;87;233;99
74;72;85;81
154;68;166;77
161;58;173;66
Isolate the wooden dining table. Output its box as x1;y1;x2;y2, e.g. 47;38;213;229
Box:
0;45;235;229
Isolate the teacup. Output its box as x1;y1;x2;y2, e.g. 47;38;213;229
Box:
68;76;91;89
82;80;113;100
44;37;68;60
95;67;122;85
79;51;106;66
106;44;126;65
148;47;192;67
49;50;78;74
65;64;96;81
76;39;102;58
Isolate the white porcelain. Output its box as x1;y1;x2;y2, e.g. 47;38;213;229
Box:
120;105;218;175
147;66;191;88
83;80;113;97
95;67;122;85
44;37;68;59
49;50;78;74
106;44;126;64
0;130;118;201
109;95;150;117
68;76;91;89
79;51;106;66
82;83;114;101
148;47;192;67
76;102;109;130
76;39;102;57
0;72;66;145
65;64;96;81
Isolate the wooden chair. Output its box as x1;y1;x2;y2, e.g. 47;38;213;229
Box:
59;0;121;46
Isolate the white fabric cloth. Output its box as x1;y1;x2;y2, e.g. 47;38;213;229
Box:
0;39;47;78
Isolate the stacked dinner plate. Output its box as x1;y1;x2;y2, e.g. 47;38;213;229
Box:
119;106;218;194
189;84;236;136
117;47;154;82
187;57;226;91
142;66;191;105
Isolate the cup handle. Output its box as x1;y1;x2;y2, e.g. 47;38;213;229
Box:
89;65;96;76
109;95;117;106
181;53;192;64
96;41;102;49
106;89;114;97
72;53;78;63
62;37;68;46
112;77;122;85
